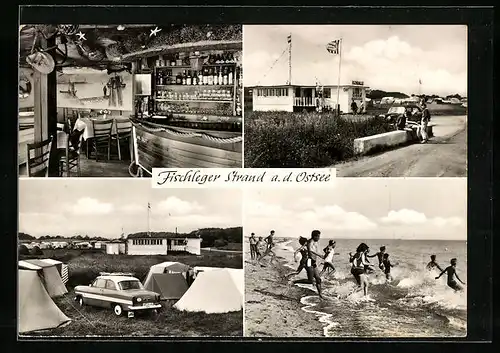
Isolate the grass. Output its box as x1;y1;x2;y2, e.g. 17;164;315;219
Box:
26;294;243;337
21;249;243;337
244;111;393;168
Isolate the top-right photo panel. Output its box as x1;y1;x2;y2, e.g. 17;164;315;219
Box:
243;25;467;177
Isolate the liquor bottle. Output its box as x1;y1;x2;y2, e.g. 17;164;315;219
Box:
198;70;203;85
228;67;233;85
176;72;182;85
186;70;192;85
213;67;219;85
222;67;228;85
218;67;223;86
208;54;215;65
156;71;162;85
225;53;230;64
192;71;197;85
208;68;214;85
181;70;186;85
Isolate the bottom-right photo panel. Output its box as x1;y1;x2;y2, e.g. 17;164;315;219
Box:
244;178;466;338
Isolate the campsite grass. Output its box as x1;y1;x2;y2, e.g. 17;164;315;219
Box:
22;249;243;337
26;294;243;337
244;111;393;168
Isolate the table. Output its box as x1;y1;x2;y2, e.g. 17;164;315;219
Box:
74;117;119;140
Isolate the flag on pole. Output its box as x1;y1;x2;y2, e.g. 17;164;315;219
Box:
148;202;151;209
287;34;292;44
419;78;422;84
326;39;341;55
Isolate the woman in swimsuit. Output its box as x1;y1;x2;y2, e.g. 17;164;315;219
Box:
285;236;308;279
320;240;338;277
435;258;465;291
349;243;372;296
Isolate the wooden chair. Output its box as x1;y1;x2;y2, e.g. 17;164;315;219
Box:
59;128;85;177
26;136;53;177
111;118;132;160
91;119;113;161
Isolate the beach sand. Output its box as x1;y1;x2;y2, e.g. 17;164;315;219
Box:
244;241;323;337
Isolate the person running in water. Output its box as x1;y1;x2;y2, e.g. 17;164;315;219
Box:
285;236;308;279
435;258;466;291
306;230;324;298
349;243;372;296
255;236;265;259
426;255;443;272
249;233;257;260
320;240;339;277
367;245;386;271
382;253;395;282
257;230;277;265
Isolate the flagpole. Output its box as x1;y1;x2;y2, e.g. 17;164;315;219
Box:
147;202;150;236
288;33;292;85
336;38;343;116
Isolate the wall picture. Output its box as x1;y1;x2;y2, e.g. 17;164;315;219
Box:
57;67;133;111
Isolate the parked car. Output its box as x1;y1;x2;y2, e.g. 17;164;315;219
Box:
74;273;162;318
379;104;423;127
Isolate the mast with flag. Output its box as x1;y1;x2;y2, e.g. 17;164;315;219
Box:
418;78;422;97
147;202;151;237
326;38;342;115
287;33;292;85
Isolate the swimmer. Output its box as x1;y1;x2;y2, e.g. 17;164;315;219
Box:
285;236;308;279
382;253;394;282
435;258;466;291
349;243;371;296
320;240;339;277
426;254;443;272
367;245;386;271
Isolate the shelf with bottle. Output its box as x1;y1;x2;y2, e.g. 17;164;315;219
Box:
155;102;234;117
156;88;234;102
154;52;238;68
154;66;239;87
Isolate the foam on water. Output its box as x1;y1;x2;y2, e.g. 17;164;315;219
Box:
300;295;341;337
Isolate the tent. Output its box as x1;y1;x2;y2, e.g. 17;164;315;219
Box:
143;261;191;288
19;260;68;297
29;258;69;284
173;268;243;314
18;269;71;334
144;273;188;300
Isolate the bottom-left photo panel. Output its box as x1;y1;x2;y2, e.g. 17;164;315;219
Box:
18;179;243;338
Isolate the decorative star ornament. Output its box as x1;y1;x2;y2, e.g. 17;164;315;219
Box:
76;31;86;41
149;27;161;37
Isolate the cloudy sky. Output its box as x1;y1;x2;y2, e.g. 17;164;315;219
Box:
19;180;242;238
244;178;466;240
244;25;467;96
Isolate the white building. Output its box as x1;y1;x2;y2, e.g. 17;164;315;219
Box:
250;81;368;113
126;234;202;256
105;241;126;255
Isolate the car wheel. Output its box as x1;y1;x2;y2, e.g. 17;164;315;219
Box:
113;304;123;316
77;296;84;307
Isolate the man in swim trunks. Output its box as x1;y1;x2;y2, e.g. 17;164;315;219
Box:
426;255;443;272
257;230;277;264
306;230;324;298
382;253;394;281
435;258;465;291
367;245;386;270
249;233;258;260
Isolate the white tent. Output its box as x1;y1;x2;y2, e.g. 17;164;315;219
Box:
19;260;68;297
143;261;191;288
18;269;70;334
174;268;243;314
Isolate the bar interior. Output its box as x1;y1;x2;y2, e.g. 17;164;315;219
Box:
18;24;243;177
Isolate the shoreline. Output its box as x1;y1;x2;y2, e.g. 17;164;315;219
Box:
244;239;325;337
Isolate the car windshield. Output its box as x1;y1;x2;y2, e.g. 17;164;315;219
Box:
118;280;143;290
388;107;405;114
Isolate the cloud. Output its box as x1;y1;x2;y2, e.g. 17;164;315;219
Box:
297;205;378;231
120;203;144;213
156;197;204;216
245;200;289;218
70;197;113;215
381;209;464;227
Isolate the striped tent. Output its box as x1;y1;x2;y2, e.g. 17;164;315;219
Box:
36;259;69;284
19;260;68;297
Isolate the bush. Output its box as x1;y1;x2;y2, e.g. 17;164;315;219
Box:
214;239;228;248
244;111;393;168
30;246;43;255
18;244;30;255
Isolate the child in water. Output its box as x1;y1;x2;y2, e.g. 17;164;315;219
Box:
435;258;466;291
382;253;394;281
285;236;308;278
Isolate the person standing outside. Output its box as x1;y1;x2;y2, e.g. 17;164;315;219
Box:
420;102;431;143
257;230;277;265
306;230;324;298
249;233;258;260
351;98;358;114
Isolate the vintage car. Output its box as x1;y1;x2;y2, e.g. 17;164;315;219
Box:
74;273;162;318
379;104;423;127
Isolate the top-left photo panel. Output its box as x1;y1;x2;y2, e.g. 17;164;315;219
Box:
18;24;243;178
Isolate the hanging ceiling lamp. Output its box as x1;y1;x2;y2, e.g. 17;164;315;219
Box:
117;25;125;31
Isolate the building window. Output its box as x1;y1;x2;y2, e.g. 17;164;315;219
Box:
257;88;288;97
324;88;331;98
353;87;362;98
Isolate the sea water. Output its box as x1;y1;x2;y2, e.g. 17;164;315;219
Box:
276;238;467;338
